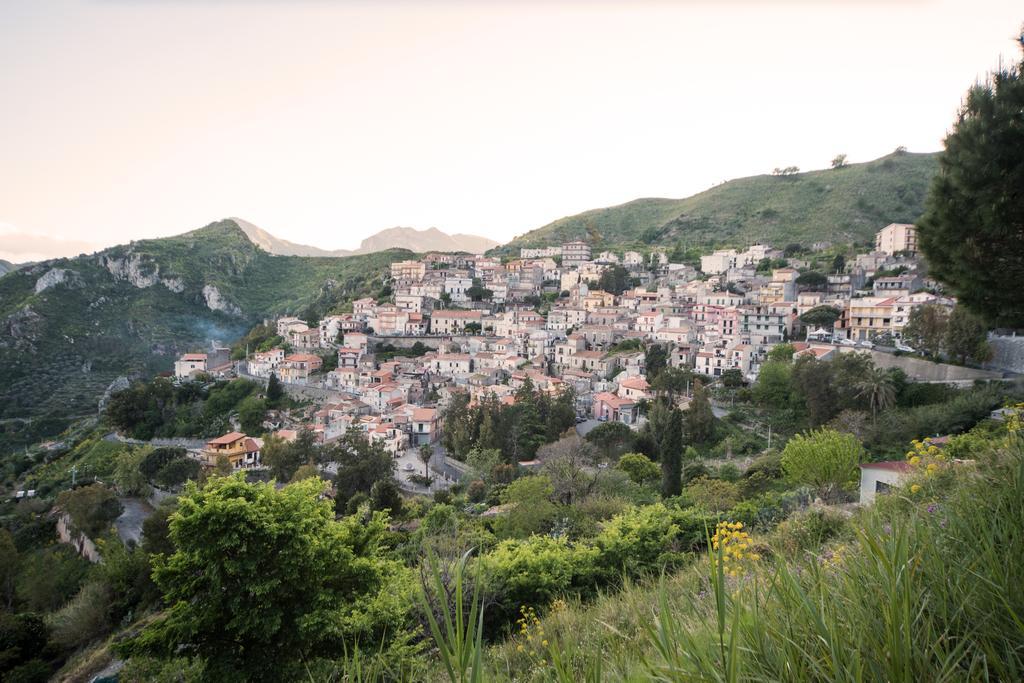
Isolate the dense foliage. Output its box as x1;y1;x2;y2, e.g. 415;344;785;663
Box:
917;35;1024;328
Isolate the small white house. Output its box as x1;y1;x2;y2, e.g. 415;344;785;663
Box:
858;461;913;504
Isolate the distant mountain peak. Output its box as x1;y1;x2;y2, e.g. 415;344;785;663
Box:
230;218;499;256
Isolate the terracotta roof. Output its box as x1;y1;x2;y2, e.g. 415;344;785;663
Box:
181;353;207;361
208;431;246;445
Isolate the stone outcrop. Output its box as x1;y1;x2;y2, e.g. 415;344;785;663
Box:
202;284;241;315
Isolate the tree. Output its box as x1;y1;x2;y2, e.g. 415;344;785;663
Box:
754;361;793;410
660;408;684;498
684;381;715;445
418;443;433;478
113;446;152;497
585;420;633;460
261;434;306;482
322;432;394;507
683;477;740;512
597;265;631;296
830;154;848;169
902;304;950;358
651;366;691;399
0;530;17;607
264;374;284;405
792;356;839;427
945;305;993;364
795;271;828;289
122;475;397;681
780;428;864;501
645;344;668;381
58;484;123;538
720;368;745;390
800;305;842;330
539;435;603;505
369;478;403;515
854;367;897;422
496;475;558;539
916;35;1024;328
832;253;846;274
616;452;660;487
767;343;795;362
237;395;266;435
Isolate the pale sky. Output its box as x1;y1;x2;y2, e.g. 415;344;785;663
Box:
0;1;1021;261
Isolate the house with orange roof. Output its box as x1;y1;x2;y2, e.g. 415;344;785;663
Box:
201;431;264;470
592;391;639;425
174;353;208;379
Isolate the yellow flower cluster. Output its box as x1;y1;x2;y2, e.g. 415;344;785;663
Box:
906;438;946;478
819;543;848;571
514;605;549;666
711;521;760;577
1005;402;1024;434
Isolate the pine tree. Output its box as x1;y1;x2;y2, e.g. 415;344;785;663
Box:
917;33;1024;327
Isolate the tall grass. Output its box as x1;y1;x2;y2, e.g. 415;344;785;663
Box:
330;438;1024;682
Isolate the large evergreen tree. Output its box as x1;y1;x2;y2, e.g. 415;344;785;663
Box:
917;33;1024;328
660;408;684;498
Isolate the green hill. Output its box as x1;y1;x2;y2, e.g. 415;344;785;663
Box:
0;220;410;451
495;151;939;255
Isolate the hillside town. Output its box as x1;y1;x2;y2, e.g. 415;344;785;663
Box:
172;222;957;482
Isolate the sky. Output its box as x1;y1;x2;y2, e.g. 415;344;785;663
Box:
0;1;1021;262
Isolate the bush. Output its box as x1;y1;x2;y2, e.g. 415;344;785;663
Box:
153;457;201;489
781;429;863;501
58;484;123;538
772;506;850;557
466;480;487;503
683;477;740;512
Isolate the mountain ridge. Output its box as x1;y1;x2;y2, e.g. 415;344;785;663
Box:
232;218;499;257
0;220;412;452
494;151;941;255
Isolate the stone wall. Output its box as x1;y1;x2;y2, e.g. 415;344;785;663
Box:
837;348;1002;382
987;332;1024;375
56;513;102;564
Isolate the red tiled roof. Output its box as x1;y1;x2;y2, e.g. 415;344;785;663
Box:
208;431;246;445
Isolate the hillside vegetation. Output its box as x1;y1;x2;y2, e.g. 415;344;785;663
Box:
496;151;939;255
0;220;410;453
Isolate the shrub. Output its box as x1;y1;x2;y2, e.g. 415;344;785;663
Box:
683;477;740;512
772;506;850;557
781;428;863;501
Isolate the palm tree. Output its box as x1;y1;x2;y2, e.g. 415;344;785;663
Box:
855;368;897;422
418;443;434;479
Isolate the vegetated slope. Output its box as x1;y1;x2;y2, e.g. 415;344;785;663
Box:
495;151;939;255
0;260;14;277
0;219;410;451
233;217;499;257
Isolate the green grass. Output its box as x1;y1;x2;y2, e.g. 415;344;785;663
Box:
495;151;939;255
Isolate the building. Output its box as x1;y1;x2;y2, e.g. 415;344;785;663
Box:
430;310;484;335
391;260;427;282
201;432;263;470
858;461;912;504
561;241;592;267
875;223;918;256
174;353;208;379
592;392;639;425
411;407;440;445
700;249;738;275
847;297;895;341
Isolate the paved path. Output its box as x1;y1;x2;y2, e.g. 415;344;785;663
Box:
115;498;154;546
